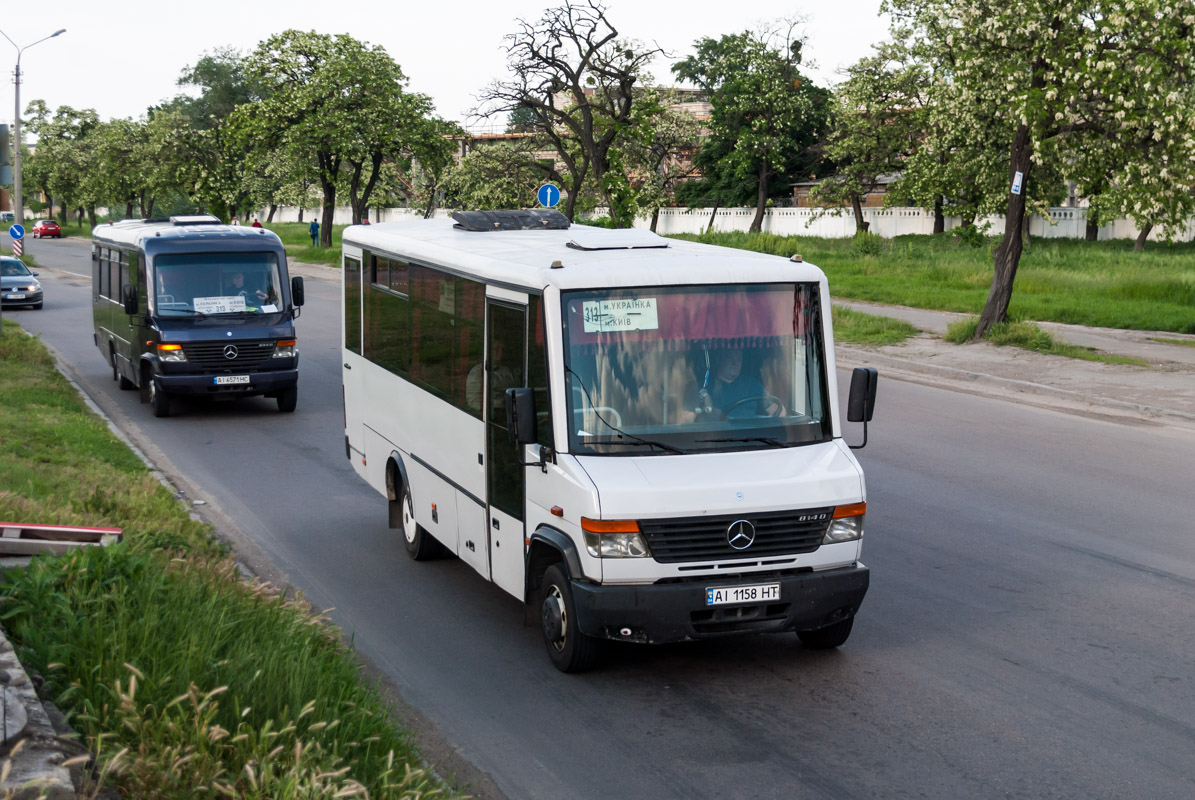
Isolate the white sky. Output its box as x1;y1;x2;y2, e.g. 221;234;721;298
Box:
1;0;890;131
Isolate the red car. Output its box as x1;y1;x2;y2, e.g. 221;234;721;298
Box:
31;219;61;239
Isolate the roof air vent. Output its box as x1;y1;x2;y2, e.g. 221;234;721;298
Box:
452;209;570;232
169;214;222;226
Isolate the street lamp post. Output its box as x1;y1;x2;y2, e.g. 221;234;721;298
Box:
0;27;66;229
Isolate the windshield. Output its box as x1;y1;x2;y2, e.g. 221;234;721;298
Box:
2;259;31;277
562;283;831;455
153;252;283;316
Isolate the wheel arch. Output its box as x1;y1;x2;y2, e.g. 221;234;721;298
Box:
525;525;585;604
386;452;411;529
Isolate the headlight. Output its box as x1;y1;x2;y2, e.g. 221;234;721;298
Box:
157;343;187;363
581;518;651;558
272;338;296;358
823;502;865;543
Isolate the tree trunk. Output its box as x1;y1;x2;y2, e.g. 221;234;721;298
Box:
851;195;870;234
976;122;1034;339
267;204;277;223
706;204;720;234
1085;216;1099;242
650;206;660;233
1134;224;1153;252
749;163;768;233
125;202;135;220
933;197;945;235
87;207;97;229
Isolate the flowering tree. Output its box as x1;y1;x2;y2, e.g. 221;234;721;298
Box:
885;0;1195;336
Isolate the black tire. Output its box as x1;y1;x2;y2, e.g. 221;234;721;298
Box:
276;386;298;413
149;376;171;418
797;617;854;649
540;563;599;673
400;483;440;560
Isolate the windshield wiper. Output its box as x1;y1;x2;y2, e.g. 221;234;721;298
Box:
600;438;686;455
163;308;208;318
696;437;790;448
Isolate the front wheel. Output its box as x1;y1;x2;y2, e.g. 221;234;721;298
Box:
276;386;297;413
540;563;599;673
149;376;171;418
401;483;441;560
797;617;854;649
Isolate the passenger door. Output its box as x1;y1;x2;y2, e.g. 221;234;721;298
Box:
341;250;366;463
485;297;528;598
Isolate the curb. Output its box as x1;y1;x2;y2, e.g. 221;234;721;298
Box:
838;345;1195;426
0;630;75;799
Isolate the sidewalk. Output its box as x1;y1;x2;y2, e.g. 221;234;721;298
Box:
834;300;1195;431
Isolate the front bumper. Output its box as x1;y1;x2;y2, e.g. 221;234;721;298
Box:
570;564;869;644
2;290;42;308
159;367;298;397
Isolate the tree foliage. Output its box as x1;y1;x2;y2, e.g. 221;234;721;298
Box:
885;0;1195;336
673;22;830;233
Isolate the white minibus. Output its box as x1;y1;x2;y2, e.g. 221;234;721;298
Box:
341;210;877;672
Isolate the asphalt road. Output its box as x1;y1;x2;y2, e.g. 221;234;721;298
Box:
11;237;1195;799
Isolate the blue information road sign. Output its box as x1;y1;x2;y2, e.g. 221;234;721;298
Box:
537;184;560;208
8;224;24;240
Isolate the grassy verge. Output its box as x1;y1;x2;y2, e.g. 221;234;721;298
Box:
674;231;1195;334
1149;336;1195;348
943;317;1149;366
0;320;448;799
831;306;920;346
263;222;347;268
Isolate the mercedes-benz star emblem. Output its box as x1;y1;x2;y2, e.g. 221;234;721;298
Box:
727;519;756;550
223;345;239;360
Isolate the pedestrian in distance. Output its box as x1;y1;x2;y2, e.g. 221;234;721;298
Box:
309;219;320;246
231;215;240;226
251;218;262;228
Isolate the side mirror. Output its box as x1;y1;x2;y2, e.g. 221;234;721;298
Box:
506;387;538;446
121;283;138;316
291;275;305;307
846;367;878;450
847;367;878;422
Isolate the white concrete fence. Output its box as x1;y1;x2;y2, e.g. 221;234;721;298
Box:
263;205;1195;243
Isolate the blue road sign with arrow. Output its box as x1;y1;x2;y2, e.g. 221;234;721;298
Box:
537;184;560;208
8;224;24;240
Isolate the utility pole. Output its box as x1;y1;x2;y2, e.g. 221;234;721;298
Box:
0;27;66;229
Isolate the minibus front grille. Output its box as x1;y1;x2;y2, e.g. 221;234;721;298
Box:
639;508;833;563
181;340;276;369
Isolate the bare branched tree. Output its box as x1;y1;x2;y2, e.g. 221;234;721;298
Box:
474;1;665;219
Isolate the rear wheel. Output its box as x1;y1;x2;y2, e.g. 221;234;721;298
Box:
401;483;441;560
276;386;298;413
540;563;599;673
797;617;854;649
149;376;171;418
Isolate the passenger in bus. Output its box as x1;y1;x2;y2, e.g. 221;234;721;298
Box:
466;339;518;414
680;347;783;422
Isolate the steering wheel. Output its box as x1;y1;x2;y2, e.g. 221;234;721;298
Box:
720;394;784;420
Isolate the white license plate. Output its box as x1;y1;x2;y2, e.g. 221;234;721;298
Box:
6;293;25;299
706;583;781;606
214;375;251;385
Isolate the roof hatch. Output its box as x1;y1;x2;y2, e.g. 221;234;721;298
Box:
169;214;222;226
567;228;669;251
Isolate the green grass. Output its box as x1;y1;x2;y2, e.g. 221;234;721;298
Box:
263;222;347;267
0;322;450;799
1149;336;1195;348
673;232;1195;334
943;317;1149;366
831;305;921;345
